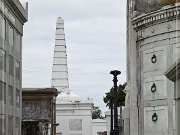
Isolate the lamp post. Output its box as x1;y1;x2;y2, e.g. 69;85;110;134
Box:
110;94;113;135
110;70;121;135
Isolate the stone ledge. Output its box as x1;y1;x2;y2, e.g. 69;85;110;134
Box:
4;0;28;22
165;58;180;81
132;4;180;30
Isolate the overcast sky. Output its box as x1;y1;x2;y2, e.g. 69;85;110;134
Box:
20;0;127;113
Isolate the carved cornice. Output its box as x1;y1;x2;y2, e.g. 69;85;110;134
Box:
132;4;180;30
165;58;180;82
3;0;28;23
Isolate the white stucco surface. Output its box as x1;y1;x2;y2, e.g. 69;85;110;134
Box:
52;17;94;135
56;100;93;135
92;119;107;135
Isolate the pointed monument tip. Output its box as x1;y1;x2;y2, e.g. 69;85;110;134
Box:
57;17;64;24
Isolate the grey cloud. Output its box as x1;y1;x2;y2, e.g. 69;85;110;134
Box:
20;0;127;113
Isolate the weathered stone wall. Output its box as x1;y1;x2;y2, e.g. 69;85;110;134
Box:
22;100;51;121
133;0;180;14
126;1;180;135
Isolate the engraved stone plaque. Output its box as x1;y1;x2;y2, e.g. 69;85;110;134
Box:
143;76;166;100
144;106;168;135
69;119;82;131
143;47;166;73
